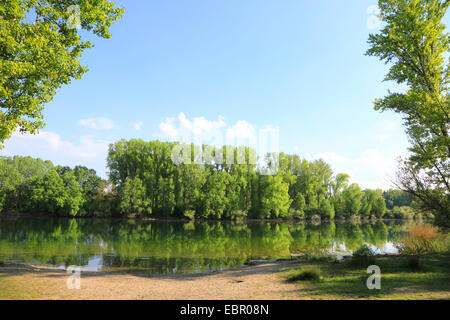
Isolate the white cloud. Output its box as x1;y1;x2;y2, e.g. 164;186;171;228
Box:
378;134;389;141
158;117;179;139
134;122;143;131
158;113;249;144
312;148;403;190
157;114;280;154
177;112;226;136
313;151;347;164
226;120;256;141
78;117;114;130
0;131;110;178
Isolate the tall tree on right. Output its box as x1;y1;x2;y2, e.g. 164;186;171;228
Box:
366;0;449;226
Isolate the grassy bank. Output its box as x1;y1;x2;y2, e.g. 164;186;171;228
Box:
282;252;450;299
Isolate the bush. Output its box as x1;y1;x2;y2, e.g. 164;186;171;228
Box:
353;244;376;258
397;225;449;255
183;210;196;220
392;206;415;219
288;208;305;220
230;210;247;220
349;244;376;266
306;255;340;264
287;266;322;282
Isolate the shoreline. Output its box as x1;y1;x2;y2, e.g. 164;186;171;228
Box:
1;253;448;300
0;212;428;224
0;259;306;300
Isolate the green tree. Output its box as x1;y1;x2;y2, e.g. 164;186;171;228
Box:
331;173;350;218
373;194;387;218
201;171;228;219
117;177;149;217
0;0;123;146
22;169;66;215
382;189;413;209
367;0;449;225
342;183;364;217
291;193;306;212
362;189;387;218
260;175;292;218
60;171;84;216
319;198;335;220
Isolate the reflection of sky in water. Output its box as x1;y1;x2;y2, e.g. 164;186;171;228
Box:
59;254;103;272
67;242;400;273
3;243;401;274
368;242;398;254
0;219;419;275
336;242;398;254
332;241;398;260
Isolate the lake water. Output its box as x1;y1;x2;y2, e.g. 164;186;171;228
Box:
0;218;422;275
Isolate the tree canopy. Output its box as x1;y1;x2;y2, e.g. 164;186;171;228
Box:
0;0;123;146
0;141;425;220
366;0;449;226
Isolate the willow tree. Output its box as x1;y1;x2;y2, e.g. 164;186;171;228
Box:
366;0;449;226
0;0;123;146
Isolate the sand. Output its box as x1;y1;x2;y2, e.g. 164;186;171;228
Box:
0;260;305;300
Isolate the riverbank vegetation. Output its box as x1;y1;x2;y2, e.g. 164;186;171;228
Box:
283;251;450;299
0;150;429;221
284;223;449;299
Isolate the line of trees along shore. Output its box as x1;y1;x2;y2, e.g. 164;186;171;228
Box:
0;139;426;220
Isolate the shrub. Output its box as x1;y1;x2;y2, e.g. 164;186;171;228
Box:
307;255;340;264
230;210;247;220
353;244;376;258
287;266;322;282
183;210;196;221
349;244;376;266
288;208;305;220
397;225;449;255
392;206;415;219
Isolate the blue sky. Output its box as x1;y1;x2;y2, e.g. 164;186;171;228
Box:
3;0;448;189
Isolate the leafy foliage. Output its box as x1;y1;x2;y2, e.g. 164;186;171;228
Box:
0;0;123;146
0;155;112;216
0;141;422;219
349;244;377;266
105;140;412;220
366;0;449;226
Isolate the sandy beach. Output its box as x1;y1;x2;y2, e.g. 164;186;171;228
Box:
0;260;305;300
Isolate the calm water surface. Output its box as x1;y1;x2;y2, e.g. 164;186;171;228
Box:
0;218;422;274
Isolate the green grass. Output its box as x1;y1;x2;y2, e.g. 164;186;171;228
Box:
287;265;322;282
283;252;450;300
304;254;341;264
